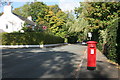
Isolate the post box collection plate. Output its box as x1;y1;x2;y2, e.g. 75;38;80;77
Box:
91;49;94;54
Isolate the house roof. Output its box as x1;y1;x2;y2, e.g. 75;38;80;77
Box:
13;13;36;26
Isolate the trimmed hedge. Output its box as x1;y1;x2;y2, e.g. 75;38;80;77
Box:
106;19;118;62
96;19;119;64
1;32;64;45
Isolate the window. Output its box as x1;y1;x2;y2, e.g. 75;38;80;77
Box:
6;24;8;29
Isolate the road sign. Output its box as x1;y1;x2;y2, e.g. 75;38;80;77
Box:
88;32;92;37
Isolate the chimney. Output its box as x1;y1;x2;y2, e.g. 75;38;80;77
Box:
4;2;12;14
27;16;32;21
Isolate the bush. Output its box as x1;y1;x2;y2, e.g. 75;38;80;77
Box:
1;32;64;45
68;36;78;44
106;19;118;62
96;19;119;64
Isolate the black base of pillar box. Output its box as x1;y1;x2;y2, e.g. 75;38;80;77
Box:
87;67;96;70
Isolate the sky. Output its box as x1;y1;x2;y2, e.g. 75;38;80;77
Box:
0;0;84;13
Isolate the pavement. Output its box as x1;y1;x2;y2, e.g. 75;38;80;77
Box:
76;48;120;79
0;43;68;49
1;44;120;79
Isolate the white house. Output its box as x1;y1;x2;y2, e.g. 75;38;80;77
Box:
0;4;35;33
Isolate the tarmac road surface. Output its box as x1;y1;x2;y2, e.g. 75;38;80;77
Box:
2;44;86;78
1;44;119;79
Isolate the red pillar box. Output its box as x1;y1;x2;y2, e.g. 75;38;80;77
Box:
86;41;97;70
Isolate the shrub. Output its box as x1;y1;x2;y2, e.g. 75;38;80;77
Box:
106;19;118;62
96;19;119;64
1;32;64;45
68;36;78;44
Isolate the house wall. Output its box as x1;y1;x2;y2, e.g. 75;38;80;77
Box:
0;13;25;33
0;5;25;33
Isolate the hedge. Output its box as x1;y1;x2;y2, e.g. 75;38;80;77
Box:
1;32;64;45
106;20;118;62
95;19;119;64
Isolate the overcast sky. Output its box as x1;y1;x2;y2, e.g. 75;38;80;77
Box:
0;0;84;13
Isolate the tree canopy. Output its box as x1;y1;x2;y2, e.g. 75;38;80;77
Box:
13;3;30;18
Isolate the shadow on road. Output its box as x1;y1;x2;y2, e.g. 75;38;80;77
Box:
2;48;78;78
2;47;119;79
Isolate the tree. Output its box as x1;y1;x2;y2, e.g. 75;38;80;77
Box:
25;2;49;32
83;2;119;30
45;5;68;36
75;2;120;63
48;5;61;14
28;2;48;22
72;2;119;40
64;3;90;41
13;3;30;18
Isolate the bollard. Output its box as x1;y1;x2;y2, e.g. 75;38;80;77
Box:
86;41;97;70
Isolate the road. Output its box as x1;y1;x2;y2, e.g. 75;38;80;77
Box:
2;44;86;78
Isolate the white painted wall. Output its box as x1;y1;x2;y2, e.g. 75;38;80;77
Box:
0;5;25;33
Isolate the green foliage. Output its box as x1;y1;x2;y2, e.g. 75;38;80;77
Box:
75;2;119;31
76;2;119;64
2;32;64;45
21;23;35;32
22;27;33;32
12;2;77;43
87;2;119;63
12;2;74;43
106;19;118;62
48;5;61;14
29;2;48;22
91;2;120;64
86;2;119;30
45;5;69;38
77;32;86;42
13;3;30;18
97;19;118;62
68;36;78;44
68;18;89;33
66;3;90;41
